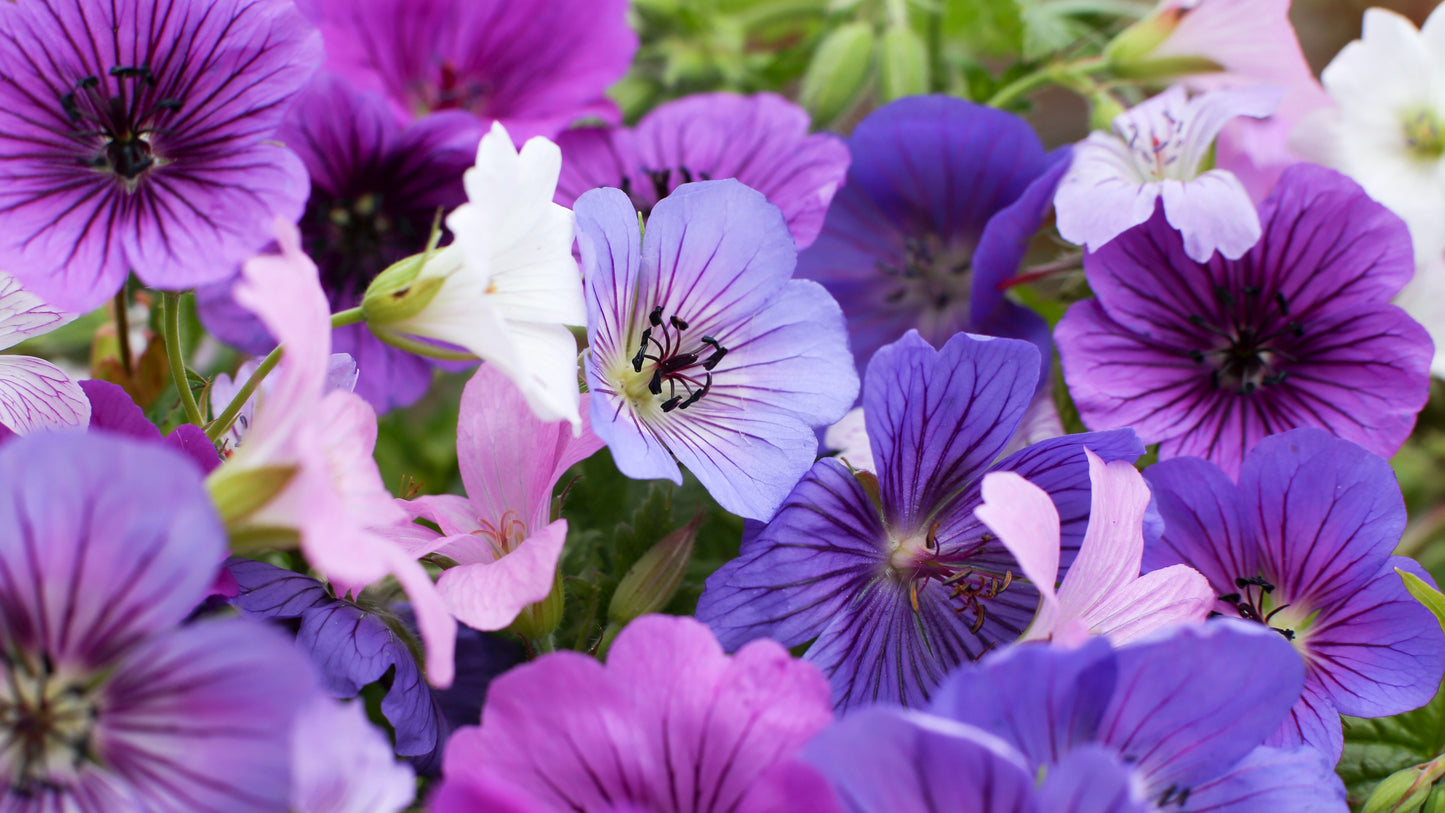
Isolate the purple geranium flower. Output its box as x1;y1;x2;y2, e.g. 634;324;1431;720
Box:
796;95;1068;375
299;0;635;138
0;433;318;810
696;330;1143;710
802;706;1143;813
575;179;858;520
434;614;833;812
1056;163;1432;476
931;622;1347;811
1143;428;1445;761
555;92;850;248
199;71;481;411
0;0;321;312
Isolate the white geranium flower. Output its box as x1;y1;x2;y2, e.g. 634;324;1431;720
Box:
370;122;586;430
1294;6;1445;258
0;273;89;434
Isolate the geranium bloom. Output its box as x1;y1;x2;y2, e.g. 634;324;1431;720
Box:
1054;85;1279;262
975;448;1213;646
200;71;480;412
796;96;1066;375
0;0;321;312
0;432;318;810
213;220;457;686
435;615;833;812
575;179;858;520
555;92;849;248
385;362;604;631
0;273;89;434
299;0;635;138
1143;429;1445;760
1294;5;1445;259
291;698;415;813
696;330;1143;710
368;122;585;428
1055;163;1431;476
932;622;1347;811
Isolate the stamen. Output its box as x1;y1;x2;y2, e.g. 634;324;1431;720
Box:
631;328;651;372
669;315;689;330
649;305;663;327
660;395;683;412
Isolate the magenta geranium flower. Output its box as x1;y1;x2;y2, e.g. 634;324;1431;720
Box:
1056;163;1432;476
0;0;321;312
386;361;605;632
299;0;635;138
555;92;849;248
0;432;319;810
435;615;833;812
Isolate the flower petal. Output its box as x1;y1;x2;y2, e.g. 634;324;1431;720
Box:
974;470;1062;637
435;520;568;631
0;355;90;434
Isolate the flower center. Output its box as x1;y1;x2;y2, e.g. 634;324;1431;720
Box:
1119;110;1189;181
61;64;179;190
1403;108;1445;161
617;305;728;414
0;650;101;793
411;60;492;116
875;233;973;315
1187;287;1301;395
888;525;1015;651
618;166;712;217
311;191;419;303
1218;575;1314;644
473;510;529;560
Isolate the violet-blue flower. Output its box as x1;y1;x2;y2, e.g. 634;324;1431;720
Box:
1143;428;1445;761
199;71;481;412
930;622;1348;812
796;95;1067;375
0;433;318;810
555;92;849;248
696;329;1143;710
299;0;635;138
1056;163;1432;476
0;0;321;312
575;179;858;520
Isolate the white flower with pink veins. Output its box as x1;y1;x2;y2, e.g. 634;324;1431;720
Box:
0;273;89;435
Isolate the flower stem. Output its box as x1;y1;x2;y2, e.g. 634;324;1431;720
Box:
164;291;206;426
331;306;364;328
113;288;134;379
986;56;1108;109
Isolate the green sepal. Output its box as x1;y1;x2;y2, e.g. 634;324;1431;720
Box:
360;253;445;326
207;464;298;525
799;22;875;127
1401;569;1445;633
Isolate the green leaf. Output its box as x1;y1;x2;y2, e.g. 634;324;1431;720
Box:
1401;569;1445;634
941;0;1023;58
1019;0;1091;62
1341;680;1445;807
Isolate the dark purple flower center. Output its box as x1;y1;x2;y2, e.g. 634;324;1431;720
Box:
619;166;712;216
1188;287;1302;395
409;60;493;116
877;234;972;313
305;190;425;304
60;64;180;188
628;305;727;413
0;650;99;792
1218;575;1300;641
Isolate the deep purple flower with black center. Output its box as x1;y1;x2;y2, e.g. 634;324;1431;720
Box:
555;92;850;249
0;432;319;811
0;0;321;313
796;95;1069;375
1143;428;1445;762
298;0;635;138
1056;163;1432;476
575;179;859;521
225;558;525;774
198;72;480;411
695;329;1143;710
930;622;1347;812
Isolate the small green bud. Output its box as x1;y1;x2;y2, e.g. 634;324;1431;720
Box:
800;22;875;127
879;25;929;102
360;252;446;326
1365;763;1445;813
1110;55;1225;82
510;569;565;641
609;513;702;624
207;464;298;526
1103;8;1184;67
1426;785;1445;813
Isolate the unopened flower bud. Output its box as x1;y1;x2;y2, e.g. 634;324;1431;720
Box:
510;569;565;641
800;22;875;126
360;251;446;326
1364;761;1445;813
879;25;928;102
1104;7;1223;80
610;513;702;624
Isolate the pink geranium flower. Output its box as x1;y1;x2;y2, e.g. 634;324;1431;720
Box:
974;448;1214;646
215;220;456;686
387;361;604;631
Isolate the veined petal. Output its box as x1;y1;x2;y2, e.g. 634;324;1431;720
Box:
0;272;74;351
1080;565;1213;645
0;356;90;434
576;187;644;372
974;471;1062;637
1055;451;1151;621
1158;170;1261;262
1179;745;1346;813
435;520;568;631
